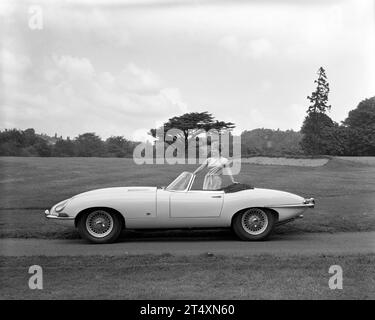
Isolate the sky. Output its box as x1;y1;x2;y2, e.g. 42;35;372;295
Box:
1;0;374;141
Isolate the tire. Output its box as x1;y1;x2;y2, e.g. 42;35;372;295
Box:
77;209;122;244
232;208;276;241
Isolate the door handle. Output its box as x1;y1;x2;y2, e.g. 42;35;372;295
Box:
211;195;222;198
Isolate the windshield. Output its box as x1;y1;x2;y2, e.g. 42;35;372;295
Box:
166;172;194;191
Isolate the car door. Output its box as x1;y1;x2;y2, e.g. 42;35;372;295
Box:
169;190;224;218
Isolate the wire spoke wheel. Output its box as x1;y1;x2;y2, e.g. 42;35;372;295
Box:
86;210;114;238
241;208;269;235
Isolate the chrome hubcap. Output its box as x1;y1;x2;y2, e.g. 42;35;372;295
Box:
86;211;114;238
241;208;268;235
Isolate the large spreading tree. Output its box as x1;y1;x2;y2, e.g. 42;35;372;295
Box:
149;111;235;157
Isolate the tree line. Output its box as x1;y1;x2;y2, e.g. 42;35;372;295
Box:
0;129;139;157
0;127;306;157
0;67;374;157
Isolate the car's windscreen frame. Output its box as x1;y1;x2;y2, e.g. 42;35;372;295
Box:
165;172;195;192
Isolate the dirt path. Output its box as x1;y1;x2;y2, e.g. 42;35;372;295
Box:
1;232;374;257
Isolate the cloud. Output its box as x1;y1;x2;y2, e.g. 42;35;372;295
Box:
218;36;274;59
160;88;188;113
118;63;162;93
1;0;373;137
244;38;273;59
1;49;32;86
0;1;15;17
1;1;132;53
53;55;95;78
218;35;240;55
1;53;188;139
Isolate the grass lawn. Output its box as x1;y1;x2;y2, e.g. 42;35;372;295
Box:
0;157;374;239
0;253;374;299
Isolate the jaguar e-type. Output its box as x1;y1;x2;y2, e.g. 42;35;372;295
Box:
44;172;315;243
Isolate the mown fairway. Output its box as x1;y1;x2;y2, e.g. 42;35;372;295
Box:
1;254;374;299
1;157;374;300
0;156;374;239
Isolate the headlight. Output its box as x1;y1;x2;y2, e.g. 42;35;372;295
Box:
55;200;69;213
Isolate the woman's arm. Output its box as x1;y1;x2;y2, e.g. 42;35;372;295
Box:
224;161;238;184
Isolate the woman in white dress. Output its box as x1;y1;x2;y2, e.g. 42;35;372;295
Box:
193;142;238;190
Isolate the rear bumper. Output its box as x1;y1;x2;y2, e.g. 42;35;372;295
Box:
303;198;315;208
268;198;315;209
276;214;304;226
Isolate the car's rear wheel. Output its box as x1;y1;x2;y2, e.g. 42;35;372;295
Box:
232;208;275;241
77;209;122;244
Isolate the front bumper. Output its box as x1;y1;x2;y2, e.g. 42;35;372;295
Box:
44;209;75;226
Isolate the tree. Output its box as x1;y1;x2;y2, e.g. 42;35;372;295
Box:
32;140;52;157
301;67;334;155
53;138;76;156
307;67;331;114
23;128;38;146
241;128;303;156
300;113;337;155
342;96;375;155
0;128;54;156
105;136;134;157
0;129;23;155
343;96;375;128
149;112;235;158
75;133;104;157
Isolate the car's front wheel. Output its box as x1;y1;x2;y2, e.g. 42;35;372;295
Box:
77;209;122;244
232;208;276;241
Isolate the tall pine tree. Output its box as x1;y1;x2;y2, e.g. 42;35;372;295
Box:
301;67;335;155
307;67;331;114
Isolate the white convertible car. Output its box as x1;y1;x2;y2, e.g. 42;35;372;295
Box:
44;172;315;243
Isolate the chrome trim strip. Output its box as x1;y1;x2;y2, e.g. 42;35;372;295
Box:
45;214;74;220
267;198;315;208
44;210;74;220
268;203;315;208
